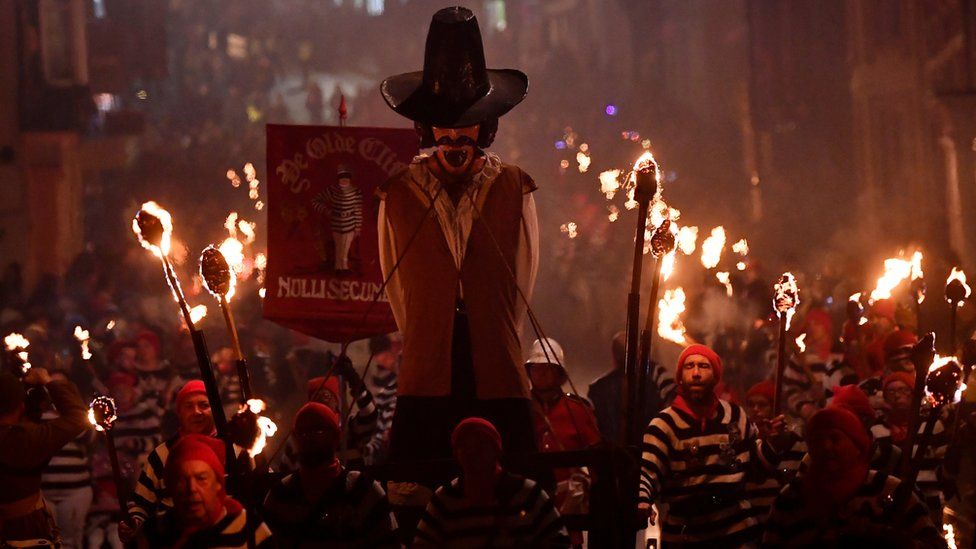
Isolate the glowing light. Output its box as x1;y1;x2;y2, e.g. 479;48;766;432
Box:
87;396;117;432
73;326;92;360
926;355;967;406
736;261;746;271
910;250;924;281
607;205;619;223
732;239;749;256
605;104;617;116
226;169;242;187
576;151;591;173
946;267;971;304
201;245;237;301
560;222;579;239
559;159;570;170
189;305;208;326
599;170;621;199
255;201;264;211
661;251;676;281
796;334;807;353
237;220;256;244
106;320;116;331
658;288;689;345
716;272;733;297
774;272;800;330
4;333;31;373
677;226;698;255
944;524;957;549
258;288;266;299
700;227;726;269
219;238;246;273
244;399;278;458
132;201;173;257
870;256;914;302
254;253;267;270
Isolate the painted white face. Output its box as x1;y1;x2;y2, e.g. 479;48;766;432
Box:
432;125;480;176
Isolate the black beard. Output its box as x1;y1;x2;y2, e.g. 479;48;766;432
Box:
443;149;469;168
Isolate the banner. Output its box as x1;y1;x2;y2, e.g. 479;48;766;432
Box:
264;124;418;342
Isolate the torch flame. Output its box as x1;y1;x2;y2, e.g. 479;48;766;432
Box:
73;326;92;360
576;151;591;173
560;222;579;239
926;355;967;406
607;205;620;223
736;261;746;271
870;256;914;302
658;288;689;345
700;227;726;269
677;226;698;255
944;524;957;549
910;250;924;281
219;238;246;273
632;151;659;177
716;272;733;297
4;333;31;373
946;267;971;304
795;334;807;353
243;399;278;458
132;201;173;257
189;305;208;325
87;395;117;432
661;251;676;281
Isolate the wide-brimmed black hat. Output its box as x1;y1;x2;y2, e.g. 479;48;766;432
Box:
381;6;528;128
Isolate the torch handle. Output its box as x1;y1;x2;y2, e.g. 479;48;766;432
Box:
772;313;788;416
621;198;651;447
218;296;253;401
950;305;959;355
103;431;132;526
634;257;664;442
188;328;229;439
160;256;195;329
905;409;939;486
900;356;931;478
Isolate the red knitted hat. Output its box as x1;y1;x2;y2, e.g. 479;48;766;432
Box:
883;371;915;391
306;376;340;401
830;385;874;424
807;407;871;457
294;402;341;449
883;329;917;361
746;380;775;403
165;434;226;490
175;380;207;409
803;308;834;337
135;330;161;355
452;417;502;451
676;344;723;381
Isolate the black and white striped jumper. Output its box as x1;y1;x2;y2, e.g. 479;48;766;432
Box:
40;418;94;500
414;472;570;548
156;505;273;548
782;355;856;416
263;468;398;547
366;368;397;464
279;383;379;472
112;400;163;465
640;398;775;546
649;361;678;406
744;432;807;524
871;418;949;516
762;470;944;547
313;184;364;233
127;435;251;526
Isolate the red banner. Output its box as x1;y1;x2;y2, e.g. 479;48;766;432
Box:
264;124;418;342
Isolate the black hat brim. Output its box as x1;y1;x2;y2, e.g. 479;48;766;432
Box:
381;68;528;128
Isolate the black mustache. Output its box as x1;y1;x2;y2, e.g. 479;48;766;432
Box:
435;136;477;147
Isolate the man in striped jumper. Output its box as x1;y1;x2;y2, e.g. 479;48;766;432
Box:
365;334;399;465
313;167;363;273
638;344;785;547
414;417;570;548
264;402;398;547
157;435;273;548
120;380;249;543
764;407;944;547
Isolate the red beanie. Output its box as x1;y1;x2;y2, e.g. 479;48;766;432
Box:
676;344;723;381
883;371;915;391
175;380;207;409
306;376;340;402
803;309;834;337
452;417;503;451
807;407;871;457
135;330;161;355
746;380;775;403
883;329;917;361
294;402;341;448
830;385;874;424
165;434;226;490
870;299;896;322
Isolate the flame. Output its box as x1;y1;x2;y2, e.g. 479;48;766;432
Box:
796;334;807;353
926;355;967;405
237;220;256;244
658;288;689;345
599;170;622;199
106;320;116;331
87;395;117;432
219;238;246;273
576;151;591;173
607;205;620;223
859;316;868;326
946;267;972;303
258;287;266;299
870;256;914;302
189;305;208;325
700;227;726;269
254;253;267;270
649;202;679;229
944;524;957;549
226;169;242;188
73;326;92;360
661;251;676;281
632;151;658;175
132;201;173;257
4;333;31;373
774;272;800;330
244;399;278;458
716;272;733;297
677;226;698;255
255;201;264;211
560;222;579;239
732;239;749;256
910;250;924;281
224;212;239;235
243;162;257;182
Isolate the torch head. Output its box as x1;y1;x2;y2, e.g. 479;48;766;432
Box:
926;357;963;408
650;219;676;259
846;296;864;323
632;152;660;203
946;279;967;305
200;246;233;298
88;395;118;432
909;332;937;375
135;210;165;249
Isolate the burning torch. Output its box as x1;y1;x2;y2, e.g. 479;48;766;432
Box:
945;267;970;355
622;152;660;446
132;203;229;442
200;245;253;401
633;218;676;442
88;396;132;526
772;273;799;415
3;333;31;376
